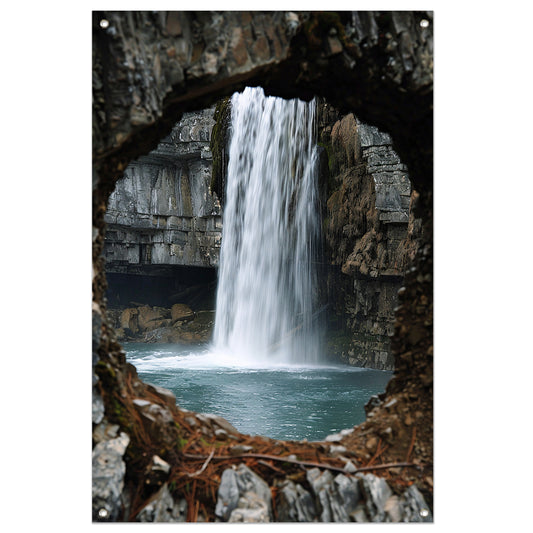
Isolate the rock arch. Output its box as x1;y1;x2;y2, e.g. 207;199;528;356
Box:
92;11;433;522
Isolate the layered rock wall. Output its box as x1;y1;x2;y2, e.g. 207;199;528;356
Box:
104;108;222;271
318;106;420;369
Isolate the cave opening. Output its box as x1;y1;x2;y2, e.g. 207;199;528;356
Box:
105;266;217;310
100;87;418;441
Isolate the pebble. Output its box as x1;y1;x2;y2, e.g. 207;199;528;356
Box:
148;455;171;474
329;445;347;456
343;460;358;473
384;398;398;409
229;445;254;456
215;429;229;440
365;436;378;451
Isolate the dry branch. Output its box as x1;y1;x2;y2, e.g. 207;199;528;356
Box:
187;448;216;478
406;427;417;463
183;451;423;476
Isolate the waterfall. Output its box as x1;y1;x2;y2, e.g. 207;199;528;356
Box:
213;86;322;364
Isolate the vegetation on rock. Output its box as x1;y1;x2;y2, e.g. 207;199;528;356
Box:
209;96;232;204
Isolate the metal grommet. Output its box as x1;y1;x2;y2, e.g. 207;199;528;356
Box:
100;19;110;29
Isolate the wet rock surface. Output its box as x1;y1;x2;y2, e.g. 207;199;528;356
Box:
319;106;421;370
108;303;214;344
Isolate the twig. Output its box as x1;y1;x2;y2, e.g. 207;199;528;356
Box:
366;439;389;467
183;452;424;476
184;451;348;472
351;462;422;474
257;459;286;474
406;427;417;463
187;448;216;477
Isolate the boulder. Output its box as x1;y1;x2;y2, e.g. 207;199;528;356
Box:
306;468;335;521
171;303;195;323
398;485;433;522
92;432;130;521
358;473;393;522
306;468;366;522
120;308;139;334
92;388;105;425
137;305;171;331
276;479;317;522
143;326;206;343
215;468;240;520
299;468;432;523
329;473;362;521
145;383;177;409
136;484;187;522
93;421;120;444
228;493;270;523
132;399;174;426
197;413;241;436
143;327;176;343
215;464;272;522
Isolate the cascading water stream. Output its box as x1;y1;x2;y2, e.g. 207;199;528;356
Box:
213;87;322;364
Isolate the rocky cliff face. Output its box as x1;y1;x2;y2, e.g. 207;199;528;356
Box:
104;108;222;271
318;105;421;369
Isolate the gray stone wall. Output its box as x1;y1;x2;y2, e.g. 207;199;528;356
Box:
359;124;411;225
321;112;421;370
104;108;222;270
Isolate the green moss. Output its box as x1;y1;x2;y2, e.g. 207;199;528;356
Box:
94;360;117;388
318;140;334;174
322;215;330;234
176;436;188;450
318;139;340;193
109;396;133;431
326;331;352;353
199;437;211;448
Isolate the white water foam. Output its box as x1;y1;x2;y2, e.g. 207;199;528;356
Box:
213;87;322;365
128;345;367;374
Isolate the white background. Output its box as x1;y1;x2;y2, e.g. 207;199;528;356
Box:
2;1;532;531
